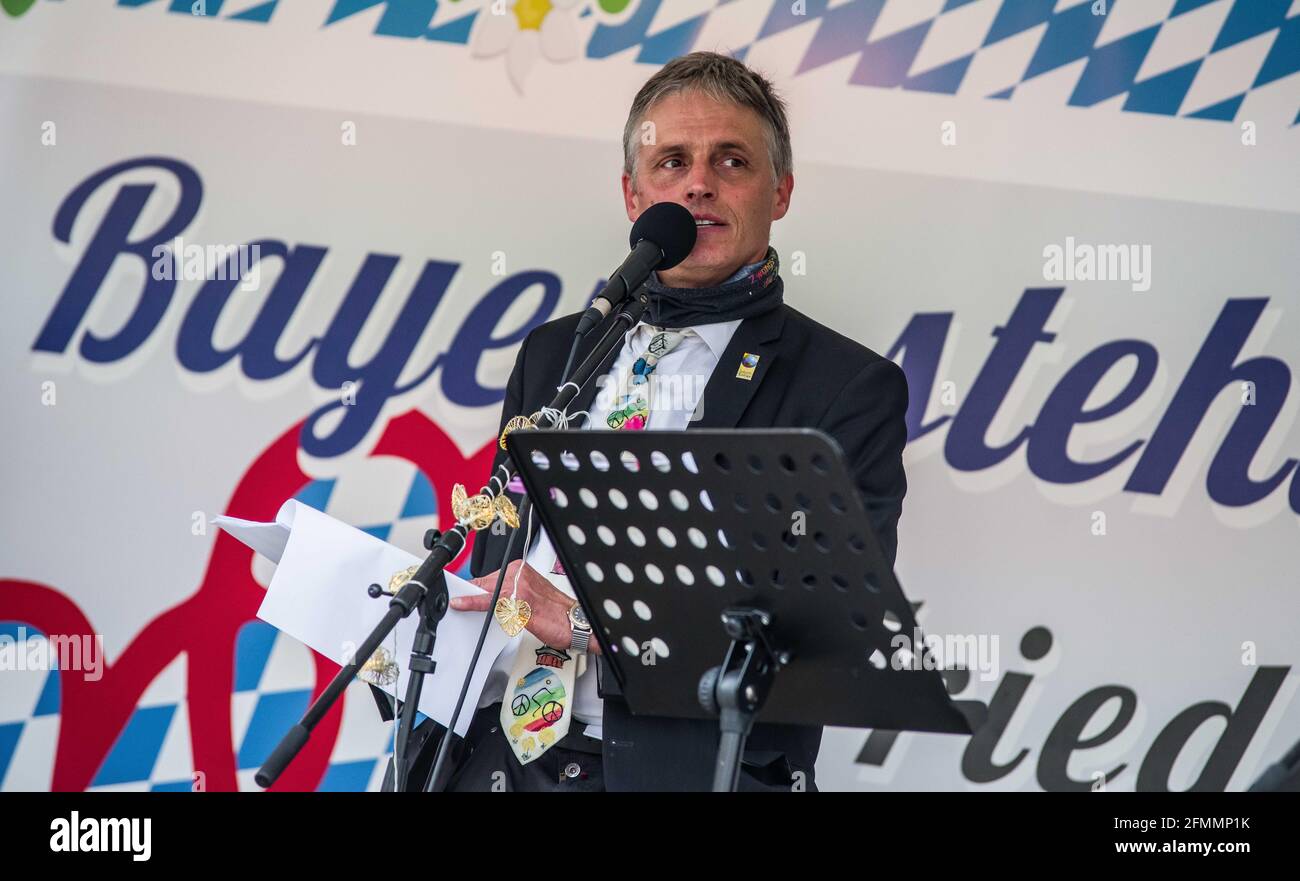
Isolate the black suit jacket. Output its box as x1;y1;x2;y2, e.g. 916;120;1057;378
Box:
460;301;909;791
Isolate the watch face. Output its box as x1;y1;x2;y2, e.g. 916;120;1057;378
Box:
571;604;590;629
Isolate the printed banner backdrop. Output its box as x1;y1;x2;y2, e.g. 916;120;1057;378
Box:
1;0;1298;792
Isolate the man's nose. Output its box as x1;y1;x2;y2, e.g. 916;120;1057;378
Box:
683;164;717;201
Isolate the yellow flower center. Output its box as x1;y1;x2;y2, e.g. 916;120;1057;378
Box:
513;0;551;31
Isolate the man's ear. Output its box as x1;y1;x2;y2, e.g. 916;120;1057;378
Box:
771;172;794;222
622;172;640;223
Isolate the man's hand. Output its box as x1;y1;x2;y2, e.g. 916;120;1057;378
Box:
450;560;598;653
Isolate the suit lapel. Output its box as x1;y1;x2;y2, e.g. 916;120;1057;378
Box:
691;305;786;429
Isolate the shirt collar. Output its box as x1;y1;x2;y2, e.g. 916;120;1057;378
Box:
691;319;743;361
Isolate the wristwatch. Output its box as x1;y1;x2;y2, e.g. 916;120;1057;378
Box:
568;602;592;653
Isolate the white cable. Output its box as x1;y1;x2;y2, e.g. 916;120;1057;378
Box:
512;498;537;600
536;405;590;430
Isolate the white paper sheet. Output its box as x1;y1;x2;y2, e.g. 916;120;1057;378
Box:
214;500;506;737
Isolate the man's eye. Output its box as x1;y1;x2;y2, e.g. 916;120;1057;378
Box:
721;157;746;168
661;158;683;169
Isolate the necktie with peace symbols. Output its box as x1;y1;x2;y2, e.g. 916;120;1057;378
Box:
605;329;690;432
499;630;581;765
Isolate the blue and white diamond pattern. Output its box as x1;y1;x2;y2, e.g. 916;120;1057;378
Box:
0;624;62;792
103;0;1300;124
582;0;1300;124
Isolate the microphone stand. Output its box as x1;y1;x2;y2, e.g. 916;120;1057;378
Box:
421;289;651;791
252;289;650;791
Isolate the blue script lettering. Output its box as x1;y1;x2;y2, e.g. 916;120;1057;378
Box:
893;290;1299;515
32;158;1300;516
34;157;561;457
33;157;201;362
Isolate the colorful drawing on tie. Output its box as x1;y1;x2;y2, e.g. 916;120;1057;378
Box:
508;663;568;744
534;646;571;670
607;400;647;431
606;330;690;430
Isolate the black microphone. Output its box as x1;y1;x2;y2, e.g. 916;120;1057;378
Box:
575;201;697;337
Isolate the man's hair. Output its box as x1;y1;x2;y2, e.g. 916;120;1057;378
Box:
622;51;792;185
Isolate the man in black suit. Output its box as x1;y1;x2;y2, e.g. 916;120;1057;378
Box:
393;51;908;792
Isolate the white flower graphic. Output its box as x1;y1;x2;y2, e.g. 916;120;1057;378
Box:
470;0;581;93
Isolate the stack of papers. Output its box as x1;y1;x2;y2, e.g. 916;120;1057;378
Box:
213;501;507;737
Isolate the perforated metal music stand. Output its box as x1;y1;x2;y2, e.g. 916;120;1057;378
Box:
507;428;970;790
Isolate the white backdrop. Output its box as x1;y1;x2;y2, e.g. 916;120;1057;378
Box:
2;0;1298;791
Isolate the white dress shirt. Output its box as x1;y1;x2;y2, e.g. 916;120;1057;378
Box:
477;317;743;740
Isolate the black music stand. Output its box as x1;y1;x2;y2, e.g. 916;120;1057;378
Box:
507;428;971;791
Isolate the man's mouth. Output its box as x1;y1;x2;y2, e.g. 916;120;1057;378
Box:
693;214;726;229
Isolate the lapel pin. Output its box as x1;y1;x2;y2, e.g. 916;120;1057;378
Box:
736;352;760;381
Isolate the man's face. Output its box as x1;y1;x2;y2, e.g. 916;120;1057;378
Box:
623;90;793;289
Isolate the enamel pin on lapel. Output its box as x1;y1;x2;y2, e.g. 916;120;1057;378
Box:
736;352;760;381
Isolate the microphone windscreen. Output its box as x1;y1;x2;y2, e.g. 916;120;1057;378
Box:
629;201;697;271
